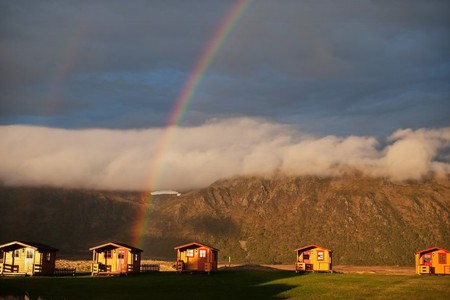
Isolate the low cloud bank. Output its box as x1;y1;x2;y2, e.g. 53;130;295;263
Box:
1;118;449;191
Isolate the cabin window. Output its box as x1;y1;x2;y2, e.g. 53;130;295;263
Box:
199;249;206;258
105;250;112;258
317;251;324;261
186;249;194;257
134;254;138;262
46;253;51;262
26;249;33;259
438;253;447;264
14;250;20;258
303;254;310;260
118;252;125;259
423;254;431;263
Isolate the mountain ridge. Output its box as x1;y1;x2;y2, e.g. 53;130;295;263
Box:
1;175;449;265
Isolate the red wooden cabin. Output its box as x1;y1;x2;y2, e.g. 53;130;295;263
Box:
174;242;219;273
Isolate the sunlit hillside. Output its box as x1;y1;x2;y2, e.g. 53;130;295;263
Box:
1;175;449;265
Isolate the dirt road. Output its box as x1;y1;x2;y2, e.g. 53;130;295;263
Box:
56;260;415;275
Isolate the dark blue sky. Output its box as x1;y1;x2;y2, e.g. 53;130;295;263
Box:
1;0;449;137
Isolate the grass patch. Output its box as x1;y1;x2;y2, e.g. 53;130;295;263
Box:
276;273;450;299
0;271;449;299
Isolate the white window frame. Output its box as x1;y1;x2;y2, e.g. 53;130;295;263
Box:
199;249;206;258
317;250;324;261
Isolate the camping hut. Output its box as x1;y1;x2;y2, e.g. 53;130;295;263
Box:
0;241;57;276
294;244;332;272
89;242;142;276
174;242;219;273
415;247;450;275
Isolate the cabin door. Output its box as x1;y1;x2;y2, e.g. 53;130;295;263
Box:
423;254;432;266
198;249;207;271
117;250;126;272
24;249;34;274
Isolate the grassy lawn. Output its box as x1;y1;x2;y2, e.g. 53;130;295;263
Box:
0;271;449;299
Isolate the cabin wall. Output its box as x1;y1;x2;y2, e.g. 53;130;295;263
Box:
34;251;42;273
415;254;420;274
185;248;199;271
178;248;199;271
94;247;140;273
40;251;57;275
3;248;41;274
177;247;218;272
4;251;14;265
130;252;141;273
210;250;218;270
8;248;26;273
204;249;218;270
96;249;118;272
0;243;57;276
416;251;450;275
296;247;332;271
126;250;132;272
123;250;140;273
313;248;332;271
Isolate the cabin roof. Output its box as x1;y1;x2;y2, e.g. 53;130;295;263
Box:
89;242;143;252
294;244;332;252
0;241;58;252
415;246;449;254
174;242;219;252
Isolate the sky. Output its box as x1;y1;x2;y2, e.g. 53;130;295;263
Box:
1;0;449;191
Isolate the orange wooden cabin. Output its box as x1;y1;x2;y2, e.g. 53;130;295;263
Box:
415;246;450;275
0;241;57;276
294;244;333;272
174;242;219;273
89;242;142;276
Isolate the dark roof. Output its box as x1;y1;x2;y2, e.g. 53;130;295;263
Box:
415;246;449;254
0;241;58;252
89;242;143;252
294;244;332;252
174;242;219;251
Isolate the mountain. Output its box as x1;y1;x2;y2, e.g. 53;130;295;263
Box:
1;175;449;265
0;187;142;257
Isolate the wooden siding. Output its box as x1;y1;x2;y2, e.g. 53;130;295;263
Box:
90;244;142;275
415;247;450;275
1;247;56;275
295;245;332;272
175;243;219;272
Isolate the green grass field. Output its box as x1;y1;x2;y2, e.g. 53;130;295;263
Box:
1;271;449;300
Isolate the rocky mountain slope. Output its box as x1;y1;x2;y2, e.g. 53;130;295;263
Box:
1;175;449;265
0;187;142;257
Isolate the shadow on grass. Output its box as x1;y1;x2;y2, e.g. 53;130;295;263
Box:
219;264;296;272
0;267;302;300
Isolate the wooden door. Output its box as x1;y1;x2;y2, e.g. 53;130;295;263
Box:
198;249;207;271
117;250;126;272
24;249;34;274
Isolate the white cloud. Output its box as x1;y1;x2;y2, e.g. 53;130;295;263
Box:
381;127;450;180
0;119;449;191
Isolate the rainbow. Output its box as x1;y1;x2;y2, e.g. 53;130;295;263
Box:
131;0;253;248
